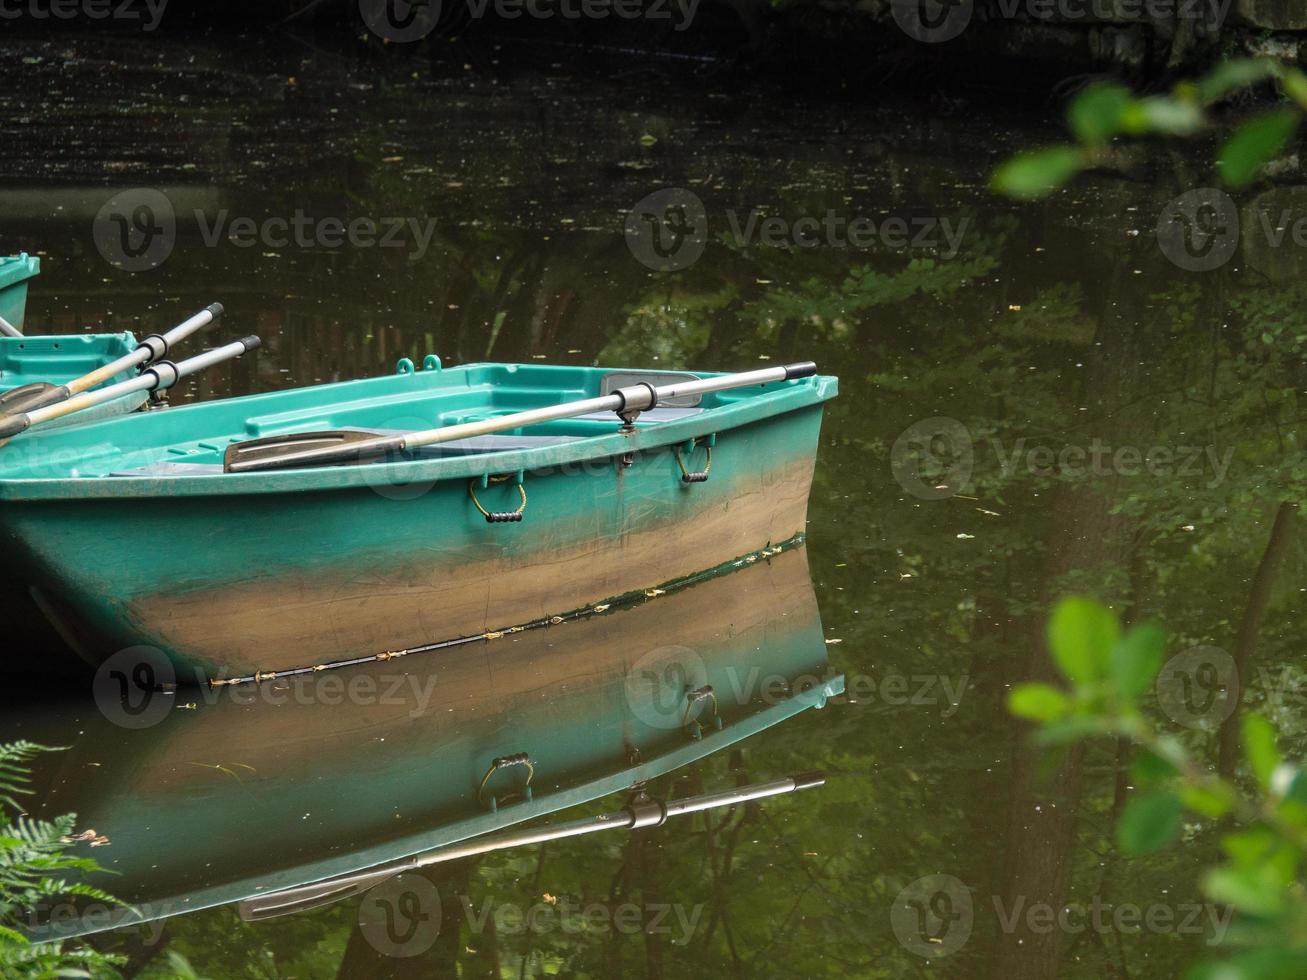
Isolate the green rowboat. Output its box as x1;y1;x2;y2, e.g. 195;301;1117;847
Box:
16;546;840;939
0;254;150;425
0;253;39;330
0;358;836;681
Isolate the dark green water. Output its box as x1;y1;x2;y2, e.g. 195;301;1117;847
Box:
0;28;1304;980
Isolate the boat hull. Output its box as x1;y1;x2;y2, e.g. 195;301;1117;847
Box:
0;366;833;680
14;546;840;939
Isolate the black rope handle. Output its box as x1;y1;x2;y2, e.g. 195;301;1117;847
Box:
675;440;713;484
469;476;527;523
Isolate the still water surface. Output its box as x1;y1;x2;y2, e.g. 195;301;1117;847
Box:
0;28;1303;980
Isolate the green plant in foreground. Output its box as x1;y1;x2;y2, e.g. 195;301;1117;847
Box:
992;58;1307;199
1009;598;1307;979
0;741;124;979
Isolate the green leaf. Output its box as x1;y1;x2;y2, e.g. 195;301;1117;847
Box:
1203;863;1289;917
1032;716;1111;745
1196;58;1281;106
1129;749;1178;785
1068;84;1134;146
1047;597;1120;686
1121;97;1205;136
1187;949;1307;980
1222;826;1276;867
1181;782;1235;819
990;146;1085;201
1243;713;1281;789
1219;108;1300;189
1281;69;1307;110
1008;683;1071;722
1118;791;1183;855
1110;622;1166;701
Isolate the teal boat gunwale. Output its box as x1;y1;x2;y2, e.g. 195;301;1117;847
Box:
31;675;845;941
0;365;838;501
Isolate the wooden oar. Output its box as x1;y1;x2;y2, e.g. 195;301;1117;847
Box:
0;313;22;338
0;303;224;418
225;362;819;474
239;772;824;921
0;335;260;446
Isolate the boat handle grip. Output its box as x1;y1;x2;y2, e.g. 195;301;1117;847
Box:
675;436;714;485
469;474;527;524
478;752;535;812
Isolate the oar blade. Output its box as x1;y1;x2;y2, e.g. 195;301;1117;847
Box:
0;382;63;418
222;430;395;473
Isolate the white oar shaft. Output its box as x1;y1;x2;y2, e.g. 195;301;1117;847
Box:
30;337;258;425
241;774;821;918
403;363;811;450
0;314;21;338
70;303;224;394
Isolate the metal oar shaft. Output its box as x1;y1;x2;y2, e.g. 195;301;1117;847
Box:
71;303;224;395
239;772;823;920
0;336;260;441
0;314;21;338
228;361;818;473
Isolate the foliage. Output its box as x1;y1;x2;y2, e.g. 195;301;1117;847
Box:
992;59;1307;198
1010;598;1307;979
0;742;124;980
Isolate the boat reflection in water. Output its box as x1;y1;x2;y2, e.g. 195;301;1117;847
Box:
9;543;840;942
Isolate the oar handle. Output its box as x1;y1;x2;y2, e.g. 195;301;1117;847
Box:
133;302;224;367
0;313;21;338
0;336;259;441
68;303;225;396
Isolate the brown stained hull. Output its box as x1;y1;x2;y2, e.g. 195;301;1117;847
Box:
116;545;823;796
123;457;815;679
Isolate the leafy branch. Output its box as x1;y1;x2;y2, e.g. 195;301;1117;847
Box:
992;59;1307;199
1008;598;1307;979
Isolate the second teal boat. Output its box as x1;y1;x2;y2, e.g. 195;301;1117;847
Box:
0;254;149;425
